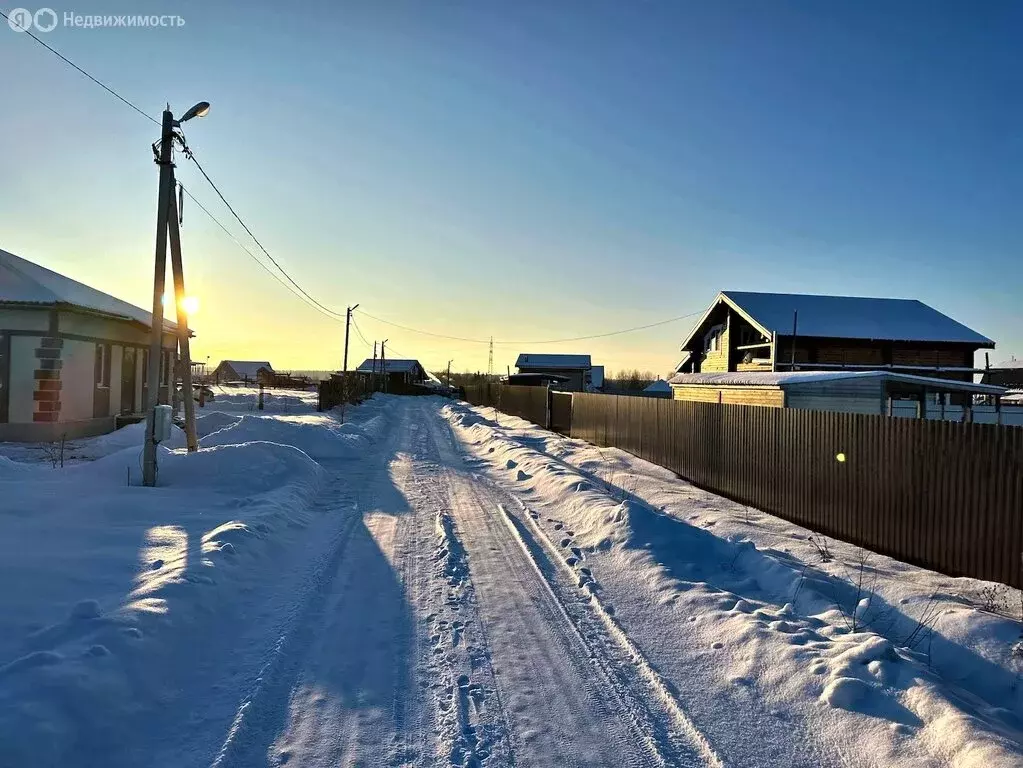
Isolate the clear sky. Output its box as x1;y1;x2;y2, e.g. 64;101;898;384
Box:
2;0;1020;376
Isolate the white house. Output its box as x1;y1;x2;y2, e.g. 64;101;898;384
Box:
0;249;185;441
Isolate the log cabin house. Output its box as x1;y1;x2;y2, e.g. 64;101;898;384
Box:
675;291;993;383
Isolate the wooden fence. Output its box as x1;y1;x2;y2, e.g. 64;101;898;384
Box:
317;373;375;411
463;383;550;428
462;386;1023;588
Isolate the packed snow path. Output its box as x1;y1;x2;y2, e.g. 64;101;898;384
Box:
209;399;711;767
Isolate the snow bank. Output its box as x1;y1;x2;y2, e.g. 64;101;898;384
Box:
444;401;1023;767
0;391;385;767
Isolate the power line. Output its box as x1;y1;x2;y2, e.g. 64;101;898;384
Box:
355;308;704;347
349;315;375;352
2;18;350;321
4;20;705;351
1;9;160;126
178;142;346;320
178;185;343;323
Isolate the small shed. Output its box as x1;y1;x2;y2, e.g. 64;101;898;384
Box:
668;371;1009;422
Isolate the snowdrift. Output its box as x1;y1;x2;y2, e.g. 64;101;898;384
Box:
0;392;382;767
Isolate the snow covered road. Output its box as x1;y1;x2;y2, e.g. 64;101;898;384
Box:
2;392;1022;767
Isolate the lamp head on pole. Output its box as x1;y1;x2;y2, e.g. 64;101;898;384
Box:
175;101;211;125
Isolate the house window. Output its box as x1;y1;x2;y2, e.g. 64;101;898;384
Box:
94;344;110;387
704;325;724;354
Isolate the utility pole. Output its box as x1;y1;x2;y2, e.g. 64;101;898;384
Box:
343;304;359;372
372;341;377;390
167;187;198;452
381;339;388;393
447;359;453;388
488;336;494;379
142;108;176;486
142;100;209;486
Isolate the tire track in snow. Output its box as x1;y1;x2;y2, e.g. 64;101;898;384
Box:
396;418;514;767
502;501;725;768
423;407;694;767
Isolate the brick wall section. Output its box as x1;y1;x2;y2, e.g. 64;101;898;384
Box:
32;337;63;422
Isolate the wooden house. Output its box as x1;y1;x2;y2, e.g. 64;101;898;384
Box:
0;249;185;441
982;358;1023;389
354;358;427;388
213;360;274;385
675;291;993;383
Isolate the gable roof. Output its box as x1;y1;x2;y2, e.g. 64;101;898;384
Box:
680;291;993;350
354;358;423;374
644;379;672;393
219;361;273;378
0;248;184;332
515;353;591;369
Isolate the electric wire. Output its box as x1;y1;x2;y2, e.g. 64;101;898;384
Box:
5;21;705;351
0;9;161;126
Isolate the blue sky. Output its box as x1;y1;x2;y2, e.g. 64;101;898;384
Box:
1;0;1020;375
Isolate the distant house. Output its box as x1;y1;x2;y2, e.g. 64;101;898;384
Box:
213;360;274;385
354;358;427;388
667;370;1009;421
982;357;1023;389
642;379;673;398
676;291;993;383
515;354;596;392
0;249;186;441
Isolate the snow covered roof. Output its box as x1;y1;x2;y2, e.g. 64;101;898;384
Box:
994;358;1023;369
354;358;423;374
644;379;672;393
219;361;274;378
0;248;185;332
516;353;591;369
681;291;993;349
668;370;1006;394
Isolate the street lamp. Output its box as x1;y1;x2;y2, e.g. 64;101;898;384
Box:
176;101;210;125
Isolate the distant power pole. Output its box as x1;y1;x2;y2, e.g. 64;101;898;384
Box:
447;359;453;387
372;341;378;385
381;339;388;393
488;337;494;379
343;303;359;372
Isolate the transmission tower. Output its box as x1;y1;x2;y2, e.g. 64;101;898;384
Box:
488;337;494;378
